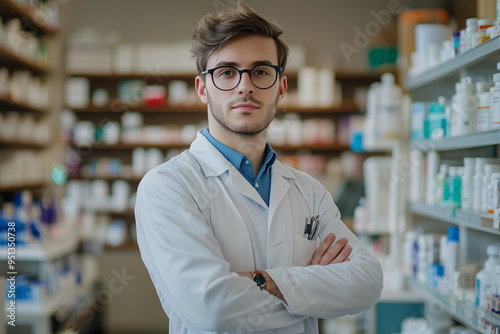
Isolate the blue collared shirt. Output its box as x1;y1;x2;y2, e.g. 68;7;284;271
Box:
202;128;276;206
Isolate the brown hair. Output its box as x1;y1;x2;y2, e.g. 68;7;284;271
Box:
191;1;288;74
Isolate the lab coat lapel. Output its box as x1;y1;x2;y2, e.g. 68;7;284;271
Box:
229;167;268;209
267;162;295;267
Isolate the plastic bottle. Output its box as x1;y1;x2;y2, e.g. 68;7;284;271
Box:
446;167;462;207
476;245;499;308
466;18;478;50
476;82;491;132
476;19;495;45
456;77;477;136
459;29;467;54
473;159;500;212
492;264;500;313
492;72;500;130
426;151;440;205
488;172;500;214
461;158;475;210
435;164;448;203
425;100;446;140
378;73;401;140
482;165;500;213
446;226;459;287
450;82;461;137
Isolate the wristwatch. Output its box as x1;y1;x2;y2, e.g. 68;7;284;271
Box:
251;270;267;290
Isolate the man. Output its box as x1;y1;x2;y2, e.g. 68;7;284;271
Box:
135;2;383;333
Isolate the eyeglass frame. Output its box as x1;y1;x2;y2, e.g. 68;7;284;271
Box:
200;64;283;91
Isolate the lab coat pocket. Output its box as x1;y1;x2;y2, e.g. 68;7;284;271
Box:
293;234;319;267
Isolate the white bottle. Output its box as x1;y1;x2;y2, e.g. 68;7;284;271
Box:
476;82;491;132
450;82;461;137
445;226;459;289
461;157;475;210
378;73;402;140
466;18;478;50
482;165;500;213
426;151;440;205
435;164;448;203
476;245;499;308
488;172;500;214
457;77;477;135
473;159;500;212
492;264;500;313
492;72;500;130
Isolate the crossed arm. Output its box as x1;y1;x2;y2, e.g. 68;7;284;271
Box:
239;233;352;301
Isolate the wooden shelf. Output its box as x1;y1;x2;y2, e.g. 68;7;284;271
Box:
105;241;138;251
67;72;197;80
0;0;57;36
69;142;349;152
0;44;48;74
0;139;48;149
0;182;46;192
0;96;47;112
68;176;142;182
69;101;360;115
69;104;205;113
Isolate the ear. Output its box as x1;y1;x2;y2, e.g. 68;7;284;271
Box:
195;75;208;104
278;75;287;103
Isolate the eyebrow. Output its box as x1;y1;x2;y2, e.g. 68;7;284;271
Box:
213;60;275;68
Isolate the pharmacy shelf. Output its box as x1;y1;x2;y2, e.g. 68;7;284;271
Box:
407;278;500;332
69;142;350;152
68;101;360;115
406;36;500;90
408;202;500;235
0;139;47;149
0;234;80;261
0;182;46;193
67;72;197;80
105;241;138;251
0;96;47;112
410;130;500;152
14;269;98;317
0;44;48;74
0;0;57;36
68;176;142;182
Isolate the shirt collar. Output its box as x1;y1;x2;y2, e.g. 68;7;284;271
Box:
202;128;277;171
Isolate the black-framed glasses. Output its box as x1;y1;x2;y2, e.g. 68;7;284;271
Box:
201;64;282;91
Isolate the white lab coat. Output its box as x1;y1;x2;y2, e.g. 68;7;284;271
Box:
135;131;383;334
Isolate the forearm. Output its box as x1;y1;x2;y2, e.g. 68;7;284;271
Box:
239;271;285;301
267;255;383;318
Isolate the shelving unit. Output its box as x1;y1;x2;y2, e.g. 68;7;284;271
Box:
403;33;500;332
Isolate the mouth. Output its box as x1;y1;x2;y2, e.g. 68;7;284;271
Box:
231;103;260;112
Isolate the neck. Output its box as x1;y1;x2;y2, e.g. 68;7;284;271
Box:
208;126;268;176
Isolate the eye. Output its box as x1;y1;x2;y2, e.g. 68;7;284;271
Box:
216;68;237;77
253;66;272;76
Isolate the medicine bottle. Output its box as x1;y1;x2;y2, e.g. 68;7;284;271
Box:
435;164;448;203
482;165;500;213
476;19;495;45
476;82;491;132
461;158;475;210
488;172;500;214
475;245;499;308
492;73;500;130
466;18;478;50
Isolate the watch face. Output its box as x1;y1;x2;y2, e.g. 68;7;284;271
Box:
253;274;266;286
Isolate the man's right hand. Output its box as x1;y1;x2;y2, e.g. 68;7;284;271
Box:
309;233;352;266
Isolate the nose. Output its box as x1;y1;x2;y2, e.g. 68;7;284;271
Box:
237;71;255;95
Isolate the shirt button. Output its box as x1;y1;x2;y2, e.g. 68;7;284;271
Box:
255;183;259;188
245;160;250;164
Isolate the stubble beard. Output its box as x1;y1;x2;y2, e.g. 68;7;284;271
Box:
207;92;279;137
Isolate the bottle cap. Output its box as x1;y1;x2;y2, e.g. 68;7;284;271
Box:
478;19;494;27
497;61;500;70
438;96;446;105
439;164;448;174
448;166;458;176
466;18;478;27
494;73;500;82
448;226;459;242
487;244;499;256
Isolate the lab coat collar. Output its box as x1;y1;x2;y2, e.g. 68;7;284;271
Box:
190;130;296;210
189;130;233;177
